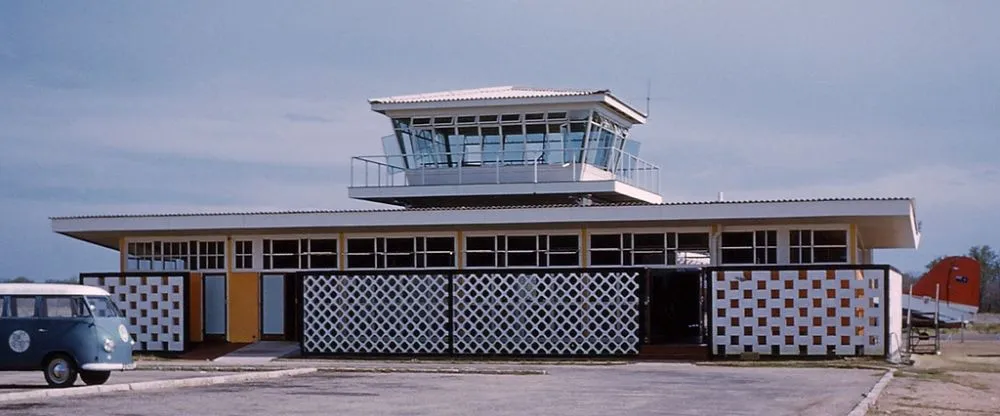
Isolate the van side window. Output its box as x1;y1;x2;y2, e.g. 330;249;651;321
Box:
12;297;37;318
43;296;88;318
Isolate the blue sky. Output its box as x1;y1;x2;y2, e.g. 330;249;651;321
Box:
1;1;997;279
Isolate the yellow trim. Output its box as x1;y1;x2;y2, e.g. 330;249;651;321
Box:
226;237;234;274
225;236;233;342
456;231;464;270
849;224;858;264
118;237;126;272
339;232;345;271
580;226;588;268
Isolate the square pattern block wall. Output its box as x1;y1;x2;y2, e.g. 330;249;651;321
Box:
81;274;186;352
712;269;885;357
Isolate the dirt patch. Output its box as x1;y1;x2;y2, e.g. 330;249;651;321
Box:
869;341;1000;415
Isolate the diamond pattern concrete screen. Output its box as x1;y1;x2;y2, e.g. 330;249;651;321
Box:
81;273;187;352
300;270;641;356
302;273;451;354
452;271;640;355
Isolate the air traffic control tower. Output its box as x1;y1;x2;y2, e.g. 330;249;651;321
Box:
349;86;662;208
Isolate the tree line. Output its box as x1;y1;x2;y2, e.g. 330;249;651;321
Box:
0;276;78;284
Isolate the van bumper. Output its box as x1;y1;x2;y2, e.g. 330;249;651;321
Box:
80;362;137;371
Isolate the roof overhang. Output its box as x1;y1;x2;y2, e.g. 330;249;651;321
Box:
369;90;647;125
52;198;920;251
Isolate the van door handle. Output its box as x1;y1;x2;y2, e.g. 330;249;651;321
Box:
37;329;47;333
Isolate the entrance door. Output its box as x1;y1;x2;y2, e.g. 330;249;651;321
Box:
203;274;227;339
646;269;704;344
260;274;285;340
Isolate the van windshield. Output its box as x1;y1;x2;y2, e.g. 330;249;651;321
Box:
84;296;123;318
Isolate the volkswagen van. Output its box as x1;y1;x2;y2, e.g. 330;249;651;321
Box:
0;283;136;387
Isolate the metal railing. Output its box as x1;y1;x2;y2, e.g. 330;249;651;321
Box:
350;147;660;194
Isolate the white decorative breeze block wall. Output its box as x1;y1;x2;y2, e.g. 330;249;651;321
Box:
81;274;186;352
301;273;451;354
452;271;641;355
300;271;641;356
711;269;885;357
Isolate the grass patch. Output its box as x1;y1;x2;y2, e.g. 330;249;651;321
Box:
942;322;1000;334
895;369;991;390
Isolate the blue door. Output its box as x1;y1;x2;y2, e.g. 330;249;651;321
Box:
260;274;285;338
203;275;227;338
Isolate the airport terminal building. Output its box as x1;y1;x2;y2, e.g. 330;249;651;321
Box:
52;86;914;361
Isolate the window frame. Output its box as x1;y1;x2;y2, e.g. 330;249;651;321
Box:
586;227;712;267
789;228;850;264
719;229;778;265
461;231;581;269
124;237;226;272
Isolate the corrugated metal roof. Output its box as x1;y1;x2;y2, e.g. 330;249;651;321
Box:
49;197;912;220
368;86;608;105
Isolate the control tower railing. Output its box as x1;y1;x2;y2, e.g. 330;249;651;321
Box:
350;147;661;194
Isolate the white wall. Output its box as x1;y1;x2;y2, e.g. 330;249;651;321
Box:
887;268;904;363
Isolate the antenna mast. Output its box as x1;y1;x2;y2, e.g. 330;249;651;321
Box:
645;78;651;116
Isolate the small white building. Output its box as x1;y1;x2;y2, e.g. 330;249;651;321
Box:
53;86;914;361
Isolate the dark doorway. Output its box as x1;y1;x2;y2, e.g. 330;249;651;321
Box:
645;268;704;345
285;273;302;342
258;273;302;342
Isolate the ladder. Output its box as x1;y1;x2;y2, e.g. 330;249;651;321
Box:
905;283;941;355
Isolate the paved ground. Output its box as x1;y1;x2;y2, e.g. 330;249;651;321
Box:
0;363;880;416
0;370;237;393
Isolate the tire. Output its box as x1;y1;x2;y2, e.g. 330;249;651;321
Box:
80;370;111;386
43;354;78;388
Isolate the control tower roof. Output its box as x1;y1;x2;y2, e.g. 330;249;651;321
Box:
369;85;647;124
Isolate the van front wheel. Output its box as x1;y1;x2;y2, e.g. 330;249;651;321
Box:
80;370;111;385
43;354;78;388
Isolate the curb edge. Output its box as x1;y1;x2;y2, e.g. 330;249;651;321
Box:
0;368;317;405
846;369;895;416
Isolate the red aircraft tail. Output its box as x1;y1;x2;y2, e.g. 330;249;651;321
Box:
912;256;981;309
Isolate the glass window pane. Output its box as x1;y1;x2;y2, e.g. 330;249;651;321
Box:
482;127;501;164
506;236;536;251
465;237;495;251
310;254;337;269
633;234;664;250
44;297;79;318
635;252;666;265
506;252;537;266
548;253;579;266
813;230;847;246
548;235;578;252
385;238;414;254
14;297;36;317
721;248;753;264
502;125;525;164
590;251;621;266
677;233;709;250
86;296;122;318
721;232;754;247
425;237;454;252
814;247;848;263
347;239;375;253
466;252;496;267
590;234;621;249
